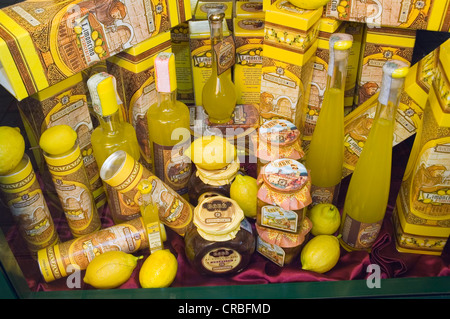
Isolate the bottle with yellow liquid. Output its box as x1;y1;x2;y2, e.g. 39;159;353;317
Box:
305;33;353;207
137;180;164;254
339;60;409;251
202;9;237;124
146;52;192;196
88;72;142;223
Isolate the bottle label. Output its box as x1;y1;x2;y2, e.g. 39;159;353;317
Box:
213;35;236;75
201;247;242;273
340;214;382;250
261;205;298;233
146;221;163;253
105;184;141;222
256;236;285;267
310;184;340;207
153;140;191;195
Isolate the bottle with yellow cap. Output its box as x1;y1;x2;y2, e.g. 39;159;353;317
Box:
146;52;192;197
39;125;101;237
88;72;142;223
305;33;353;207
339;60;409;251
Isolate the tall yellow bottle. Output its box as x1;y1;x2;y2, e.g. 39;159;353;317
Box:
305;33;353;207
202;10;237;124
146;52;192;196
339;60;409;251
88;72;142;223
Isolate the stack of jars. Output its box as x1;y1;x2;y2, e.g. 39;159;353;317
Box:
251;119;313;266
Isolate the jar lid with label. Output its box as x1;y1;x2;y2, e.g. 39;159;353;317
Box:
193;196;244;241
257;158;312;211
195;159;241;186
251;119;304;162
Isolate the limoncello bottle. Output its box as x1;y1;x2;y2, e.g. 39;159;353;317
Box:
339;60;409;251
202;10;237;124
305;33;353;207
88;72;142;223
146;52;192;196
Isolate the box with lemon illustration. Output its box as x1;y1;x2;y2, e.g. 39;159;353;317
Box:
106;31;172;171
0;0;191;101
260;0;322;129
16;72;106;209
325;0;450;31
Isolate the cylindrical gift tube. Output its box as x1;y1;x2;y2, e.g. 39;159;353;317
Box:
37;217;148;282
40;126;101;237
0;155;59;256
100;150;194;236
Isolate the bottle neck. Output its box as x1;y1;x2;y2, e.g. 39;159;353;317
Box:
157;90;177;109
327;50;349;91
375;76;404;123
210;21;223;75
98;110;121;134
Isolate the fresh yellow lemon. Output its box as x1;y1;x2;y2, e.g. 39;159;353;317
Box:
288;0;331;10
185;135;236;170
301;235;341;273
230;174;257;218
83;251;143;289
307;203;341;236
39;125;78;156
0;126;25;175
139;249;178;288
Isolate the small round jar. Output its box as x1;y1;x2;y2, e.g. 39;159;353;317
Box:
184;196;255;276
187;160;241;206
256;217;312;266
256;158;312;233
251;119;305;176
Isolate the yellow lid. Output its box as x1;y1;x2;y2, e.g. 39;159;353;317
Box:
87;72;121;117
196;159;240;186
329;33;353;51
392;66;410;79
154;52;177;93
39;125;77;156
194;196;244;242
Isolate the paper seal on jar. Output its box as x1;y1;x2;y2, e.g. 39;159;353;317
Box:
195;159;240;186
257;158;312;211
194;196;244;242
255;218;312;248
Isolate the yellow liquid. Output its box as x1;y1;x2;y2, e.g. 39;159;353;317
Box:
90;113;141;169
305;87;344;187
141;202;163;253
202;67;236;124
340;117;394;250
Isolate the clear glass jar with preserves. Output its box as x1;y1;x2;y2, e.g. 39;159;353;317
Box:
255;217;312;266
184;195;256;276
251;119;305;175
256;158;312;233
187;159;241;206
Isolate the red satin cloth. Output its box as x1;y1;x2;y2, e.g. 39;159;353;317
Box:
3;140;450;292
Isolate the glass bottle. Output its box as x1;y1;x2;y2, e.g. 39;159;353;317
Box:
202;10;237;124
339;60;409;251
147;52;192;197
304;33;353;207
88;72;142;223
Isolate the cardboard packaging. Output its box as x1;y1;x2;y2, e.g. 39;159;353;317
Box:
188;19;231;106
233;16;265;105
235;1;264;18
393;40;450;256
17;72;106;209
106;31;172;171
0;0;191;101
355;26;416;107
259;0;322;129
325;0;450;31
194;0;234;30
171;22;195;104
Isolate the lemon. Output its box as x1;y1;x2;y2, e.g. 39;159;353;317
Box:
185;135;236;171
91;30;99;40
74;26;82;35
83;251;143;289
301;235;340;273
39;125;78;155
307;203;341;236
288;0;331;10
139;249;178;288
230;174;257;218
0;126;25;175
